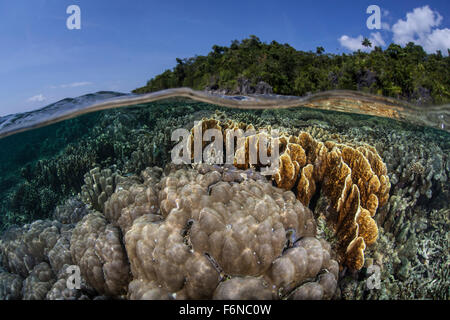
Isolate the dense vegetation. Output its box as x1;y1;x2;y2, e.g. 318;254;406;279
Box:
133;35;450;105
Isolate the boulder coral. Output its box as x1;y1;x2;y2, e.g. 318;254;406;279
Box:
22;262;55;300
46;264;95;300
52;197;89;225
1;164;339;300
70;211;130;296
124;165;338;299
0;220;62;277
104;167;162;233
0;267;22;300
0;198;102;300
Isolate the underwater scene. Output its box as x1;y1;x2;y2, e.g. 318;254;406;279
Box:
0;1;449;305
0;90;448;300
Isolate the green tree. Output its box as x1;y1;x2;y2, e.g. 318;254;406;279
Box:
133;36;450;105
362;38;372;48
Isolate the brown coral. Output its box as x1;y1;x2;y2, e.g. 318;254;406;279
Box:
274;143;306;189
296;164;316;206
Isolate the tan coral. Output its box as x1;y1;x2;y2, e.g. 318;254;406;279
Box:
340;146;380;211
322;148;353;218
124;166;338;300
190;118;223;163
70;212;130;296
104;167;162;233
358;145;391;207
274;151;299;189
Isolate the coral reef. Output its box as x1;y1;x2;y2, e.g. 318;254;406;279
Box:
274;112;449;299
46;264;96;300
47;230;73;275
213;238;339;300
0;220;62;277
212;277;274;300
3;162;338;300
0;99;448;300
0;198;106;300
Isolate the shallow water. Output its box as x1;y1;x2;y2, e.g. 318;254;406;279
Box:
1;88;449;139
0;90;448;300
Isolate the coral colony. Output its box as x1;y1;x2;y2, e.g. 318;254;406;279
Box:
0;95;448;300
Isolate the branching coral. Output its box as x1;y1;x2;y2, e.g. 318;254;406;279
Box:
81;167;127;212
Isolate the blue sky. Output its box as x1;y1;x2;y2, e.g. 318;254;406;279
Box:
0;0;449;116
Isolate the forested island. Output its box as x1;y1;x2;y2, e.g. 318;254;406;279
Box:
133;35;450;105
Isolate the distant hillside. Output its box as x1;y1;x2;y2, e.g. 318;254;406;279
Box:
133;35;450;105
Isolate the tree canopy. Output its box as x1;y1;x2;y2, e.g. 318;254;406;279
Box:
133;35;450;105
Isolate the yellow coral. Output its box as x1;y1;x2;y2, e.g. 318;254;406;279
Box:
296;164;315;206
356;208;378;245
345;236;366;271
274;143;306;189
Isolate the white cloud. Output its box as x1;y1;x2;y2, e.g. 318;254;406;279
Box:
64;81;92;88
392;6;442;44
339;6;450;55
339;35;364;51
392;5;449;54
421;28;450;54
371;32;386;46
27;94;46;103
339;32;385;51
50;81;92;89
